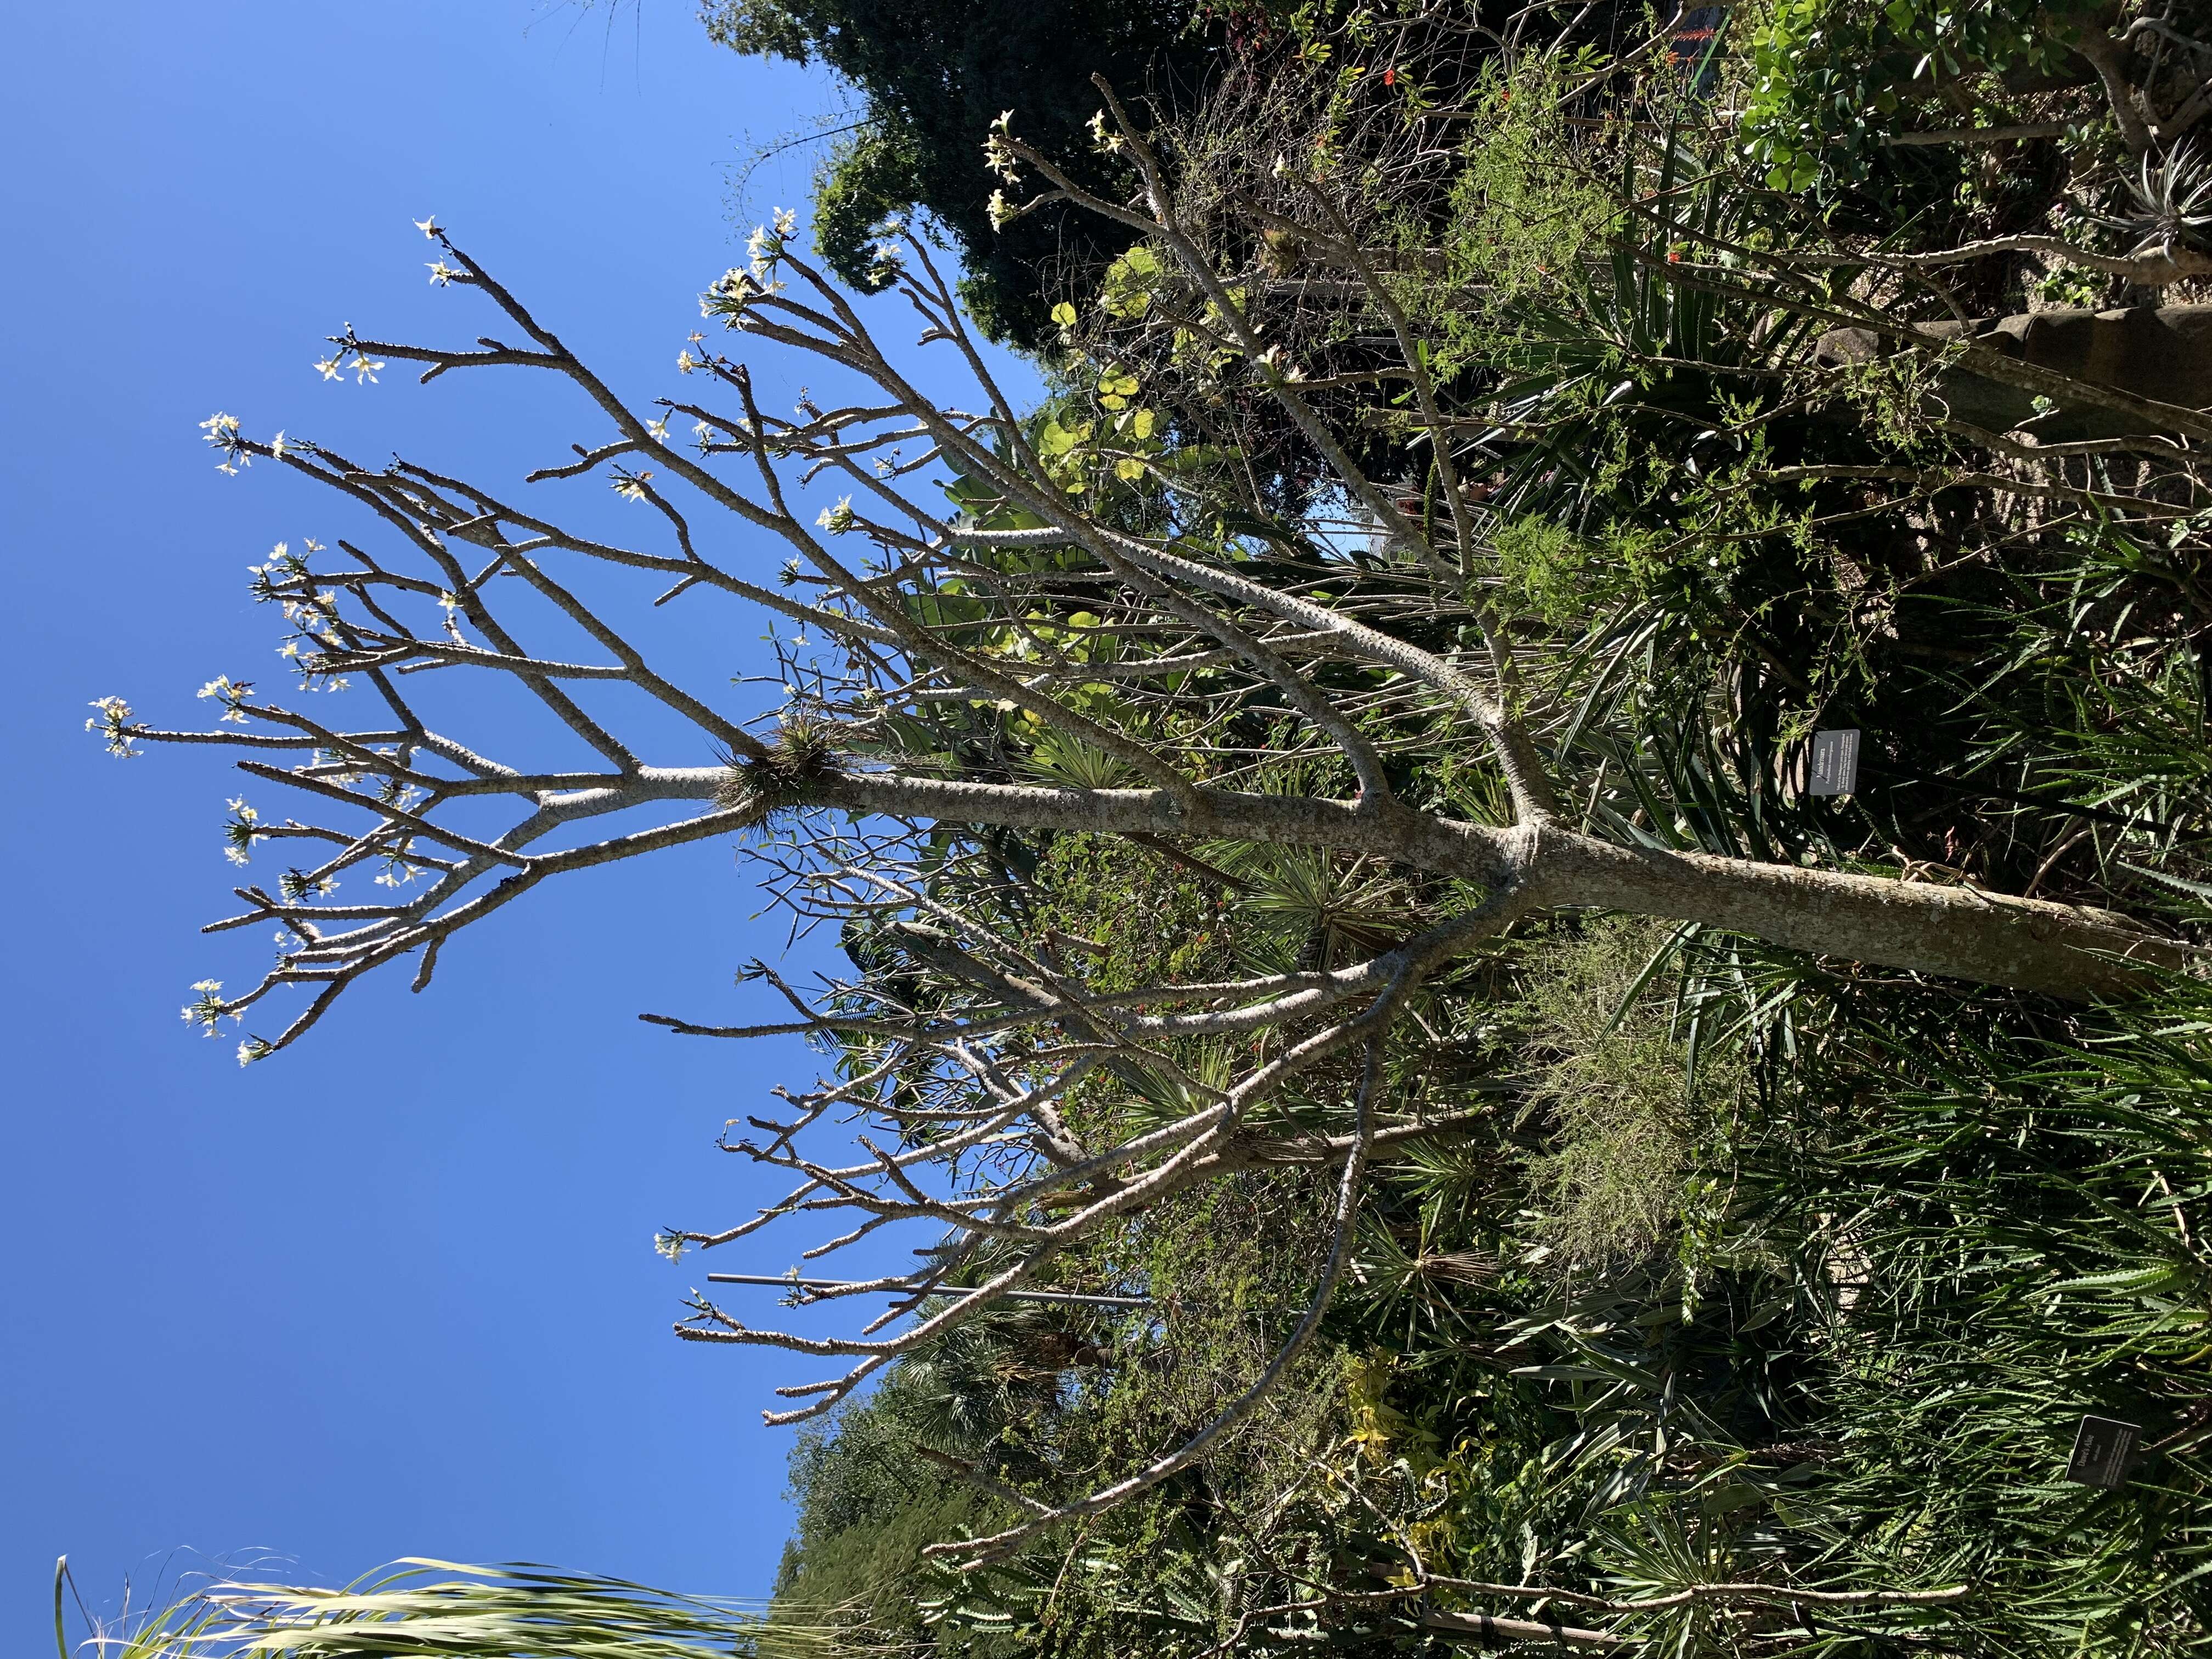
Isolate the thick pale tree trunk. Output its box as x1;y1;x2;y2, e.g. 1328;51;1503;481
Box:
758;771;2190;1000
1520;827;2176;999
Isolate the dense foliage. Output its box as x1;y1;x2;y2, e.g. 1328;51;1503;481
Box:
747;10;2212;1656
701;0;1222;344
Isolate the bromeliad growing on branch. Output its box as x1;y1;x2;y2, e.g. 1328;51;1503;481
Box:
99;93;2191;1565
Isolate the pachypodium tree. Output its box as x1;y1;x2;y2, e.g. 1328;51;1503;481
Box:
98;91;2192;1568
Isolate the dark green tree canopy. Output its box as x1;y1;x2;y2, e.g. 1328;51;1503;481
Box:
704;0;1221;345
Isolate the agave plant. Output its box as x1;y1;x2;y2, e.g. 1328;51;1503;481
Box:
55;1558;816;1659
2089;140;2212;257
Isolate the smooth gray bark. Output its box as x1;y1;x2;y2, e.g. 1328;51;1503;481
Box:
779;771;2187;998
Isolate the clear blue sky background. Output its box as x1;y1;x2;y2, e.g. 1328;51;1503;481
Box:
0;3;1034;1645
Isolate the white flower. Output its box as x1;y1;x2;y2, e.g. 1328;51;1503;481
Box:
646;413;672;440
426;259;461;286
314;357;343;381
773;205;798;238
350;354;385;385
815;496;856;534
269;431;286;459
413;216;441;238
200;412;245;470
85;695;138;755
183;979;231;1035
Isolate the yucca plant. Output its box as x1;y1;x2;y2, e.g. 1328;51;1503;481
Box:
55;1558;825;1659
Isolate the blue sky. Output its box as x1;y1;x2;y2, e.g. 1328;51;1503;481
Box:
0;3;1033;1644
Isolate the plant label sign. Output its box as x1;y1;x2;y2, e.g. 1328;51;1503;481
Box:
1808;729;1860;797
2066;1415;2141;1488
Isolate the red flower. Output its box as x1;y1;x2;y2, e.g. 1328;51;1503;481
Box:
1384;65;1396;86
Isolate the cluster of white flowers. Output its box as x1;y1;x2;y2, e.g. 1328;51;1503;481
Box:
200;411;247;475
180;979;238;1037
701;266;774;329
84;696;139;757
984;110;1021;180
745;204;800;280
312;353;385;384
864;216;908;284
223;797;261;867
196;676;252;724
815;496;857;535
